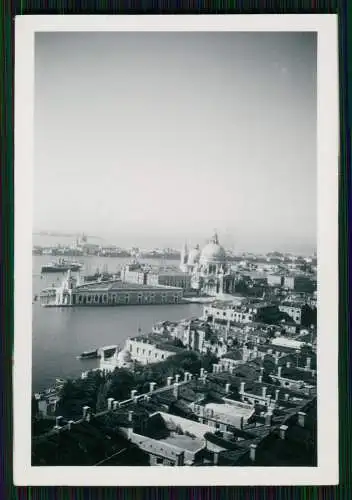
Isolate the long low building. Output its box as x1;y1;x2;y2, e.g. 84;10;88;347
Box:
40;272;184;307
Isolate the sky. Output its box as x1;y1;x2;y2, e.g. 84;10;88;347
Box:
34;31;317;254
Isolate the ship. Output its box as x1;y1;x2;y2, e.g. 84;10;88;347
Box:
41;258;83;273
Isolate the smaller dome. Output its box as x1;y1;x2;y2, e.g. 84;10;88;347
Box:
187;245;201;265
117;349;132;363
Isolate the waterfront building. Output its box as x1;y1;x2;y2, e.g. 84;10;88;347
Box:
40;270;183;307
124;334;185;365
179;232;236;296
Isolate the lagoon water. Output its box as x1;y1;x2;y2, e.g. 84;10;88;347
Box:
32;255;203;392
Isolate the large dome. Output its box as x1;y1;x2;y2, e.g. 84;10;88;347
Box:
117;349;132;363
200;233;227;264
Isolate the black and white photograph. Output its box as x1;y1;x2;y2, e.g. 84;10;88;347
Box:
14;15;338;486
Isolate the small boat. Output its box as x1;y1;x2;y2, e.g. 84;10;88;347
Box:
77;349;99;360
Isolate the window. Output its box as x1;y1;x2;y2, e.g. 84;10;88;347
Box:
161;354;165;359
137;348;140;354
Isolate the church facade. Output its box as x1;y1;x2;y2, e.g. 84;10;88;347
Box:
180;233;236;296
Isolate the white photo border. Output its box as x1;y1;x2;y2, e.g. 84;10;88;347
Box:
14;14;339;486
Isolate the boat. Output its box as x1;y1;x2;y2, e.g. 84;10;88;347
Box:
41;258;83;274
77;349;99;360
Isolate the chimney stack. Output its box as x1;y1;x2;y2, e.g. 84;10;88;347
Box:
262;386;267;398
305;357;312;370
173;382;180;399
128;410;133;422
284;393;289;402
130;389;138;400
107;397;114;410
176;451;185;466
167;376;173;386
149;382;156;393
286;361;291;368
258;375;263;383
249;444;257;462
297;411;306;427
175;374;180;383
240;381;245;394
82;406;91;422
200;368;205;378
67;420;74;431
225;383;231;394
265;411;272;426
277;366;282;378
260;367;264;375
113;401;119;410
213;451;219;465
55;416;63;429
279;424;288;440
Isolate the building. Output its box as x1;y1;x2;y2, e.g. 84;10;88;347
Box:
180;232;236;296
267;274;283;287
40;271;183;307
121;261;192;290
279;302;303;324
202;301;259;325
125;335;185;365
99;346;134;373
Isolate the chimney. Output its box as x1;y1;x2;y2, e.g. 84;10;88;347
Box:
274;353;279;365
225;383;231;394
113;401;119;410
175;374;180;383
286;361;291;368
55;416;63;428
200;367;205;378
82;406;91;422
240;381;245;394
107;397;114;410
67;420;74;430
128;410;133;422
176;451;185;466
130;389;138;400
213;451;219;465
258;375;263;383
173;382;180;399
260;367;264;375
297;411;306;427
229;366;234;374
265;411;272;426
275;389;280;401
149;382;156;393
262;386;267;398
279;424;288;440
249;444;257;462
305;357;311;370
167;376;173;386
277;366;282;378
284;393;289;402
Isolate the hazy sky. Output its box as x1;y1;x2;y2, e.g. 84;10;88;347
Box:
34;31;317;253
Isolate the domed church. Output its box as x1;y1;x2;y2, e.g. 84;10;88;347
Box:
180;232;236;296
